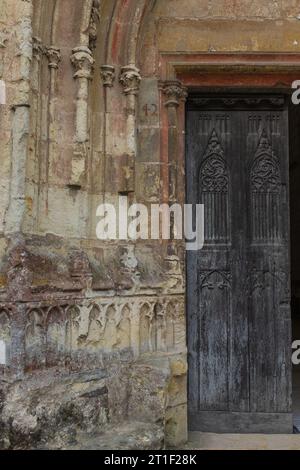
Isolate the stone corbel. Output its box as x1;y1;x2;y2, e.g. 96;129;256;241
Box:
70;46;95;188
119;65;141;96
46;46;61;70
100;65;115;87
118;65;141;193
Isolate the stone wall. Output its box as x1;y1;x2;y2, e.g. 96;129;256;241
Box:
0;0;300;449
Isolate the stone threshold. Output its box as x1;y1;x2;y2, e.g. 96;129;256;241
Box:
183;432;300;450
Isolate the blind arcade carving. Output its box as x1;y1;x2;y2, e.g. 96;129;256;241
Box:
251;130;281;243
199;130;230;244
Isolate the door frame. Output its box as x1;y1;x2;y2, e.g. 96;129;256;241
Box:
158;53;300;433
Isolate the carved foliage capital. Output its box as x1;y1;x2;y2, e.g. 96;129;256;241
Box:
46;46;61;69
100;65;115;87
71;46;95;79
119;65;141;96
160;80;187;107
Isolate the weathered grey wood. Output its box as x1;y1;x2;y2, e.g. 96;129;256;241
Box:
186;94;292;432
189;411;293;434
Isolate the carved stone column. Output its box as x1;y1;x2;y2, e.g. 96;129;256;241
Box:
5;12;33;234
160;80;187;204
119;65;141;193
70;46;95;188
46;47;61;136
32;37;44;173
159;80;187;281
46;46;61;163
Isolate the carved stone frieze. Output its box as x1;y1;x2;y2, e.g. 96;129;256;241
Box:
0;295;185;374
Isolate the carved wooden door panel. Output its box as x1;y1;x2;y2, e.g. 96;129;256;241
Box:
186;94;292;433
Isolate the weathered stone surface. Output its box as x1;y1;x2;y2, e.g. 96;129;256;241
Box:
62;421;164;450
0;369;109;449
128;358;170;424
136;163;161;202
166;404;188;448
0;359;169;450
157;19;300;52
209;0;281;18
154;0;210;18
138;78;160;126
280;1;300;17
137;128;160;163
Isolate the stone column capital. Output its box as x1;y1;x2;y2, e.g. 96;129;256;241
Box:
100;65;116;87
70;46;95;79
46;46;61;69
119;65;141;96
159;80;187;107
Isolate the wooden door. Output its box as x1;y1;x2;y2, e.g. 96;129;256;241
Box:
186;94;292;433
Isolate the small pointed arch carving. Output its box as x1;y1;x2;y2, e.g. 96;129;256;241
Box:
199;270;232;291
103;304;118;350
199;129;230;243
250;130;281;242
65;305;81;358
251;130;281;193
117;303;131;350
86;303;103;348
25;308;45;370
151;302;166;352
166;301;176;351
46;306;65;367
139;302;152;354
200;129;229;193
